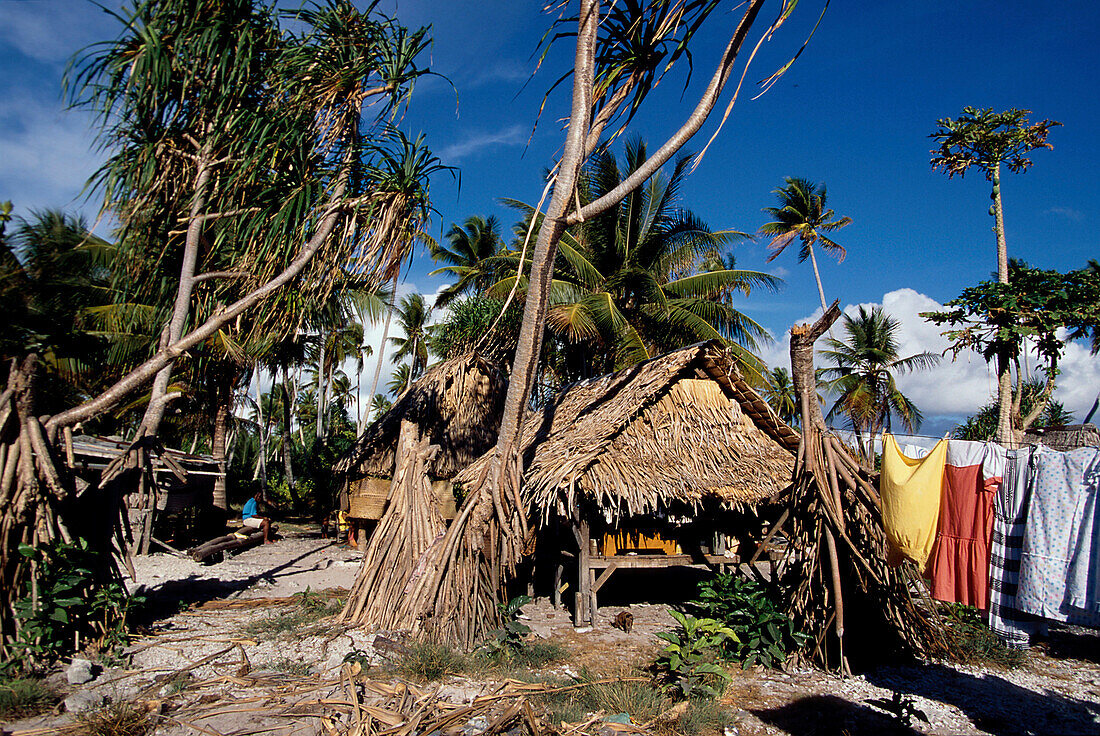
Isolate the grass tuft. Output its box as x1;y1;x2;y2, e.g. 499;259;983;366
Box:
241;597;342;640
0;677;54;721
269;659;313;677
533;671;670;727
676;697;734;736
392;641;474;683
75;702;150;736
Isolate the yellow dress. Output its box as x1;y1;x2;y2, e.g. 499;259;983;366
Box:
880;434;947;568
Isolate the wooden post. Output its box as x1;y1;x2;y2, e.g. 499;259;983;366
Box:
553;560;564;609
573;517;590;626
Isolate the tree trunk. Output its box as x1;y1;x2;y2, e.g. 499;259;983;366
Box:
338;0;772;649
807;241;829;315
281;366;296;489
211;370;235;510
140;142;215;438
361;272;399;431
991;162;1014;446
315;337;326;441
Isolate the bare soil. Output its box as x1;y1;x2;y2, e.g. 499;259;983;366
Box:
6;532;1099;735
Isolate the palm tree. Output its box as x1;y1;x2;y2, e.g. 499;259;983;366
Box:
429;215;505;307
387;364;412;396
389;293;431;390
497;138;779;381
820;306;940;457
762;367;799;427
760;177;852;313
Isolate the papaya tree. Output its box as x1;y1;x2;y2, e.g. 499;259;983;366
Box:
929;107;1059;443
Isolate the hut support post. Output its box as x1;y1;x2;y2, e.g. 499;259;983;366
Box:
572;516;591;626
553;562;564;609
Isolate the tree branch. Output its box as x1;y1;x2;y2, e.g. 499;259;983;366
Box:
566;0;766;224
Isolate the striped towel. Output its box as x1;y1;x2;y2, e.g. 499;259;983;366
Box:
988;446;1039;648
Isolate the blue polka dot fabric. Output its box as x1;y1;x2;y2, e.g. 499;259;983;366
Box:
1016;446;1100;624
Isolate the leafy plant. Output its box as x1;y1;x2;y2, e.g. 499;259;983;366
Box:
5;540;143;674
392;641;472;682
655;610;736;699
941;603;1025;669
691;573;809;669
479;595;532;657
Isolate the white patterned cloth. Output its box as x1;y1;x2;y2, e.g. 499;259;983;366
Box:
988;446;1039;648
1016;446;1100;625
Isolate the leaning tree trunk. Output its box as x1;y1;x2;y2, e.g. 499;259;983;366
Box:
777;302;950;672
339;0;777;650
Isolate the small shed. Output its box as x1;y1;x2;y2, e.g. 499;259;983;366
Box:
338;353;507;521
455;340;798;624
69;434;223;554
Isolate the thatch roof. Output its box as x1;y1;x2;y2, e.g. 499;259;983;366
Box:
1022;423;1100;452
339;353;507;481
455;341;798;523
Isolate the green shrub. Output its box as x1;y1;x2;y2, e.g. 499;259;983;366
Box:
941;603;1025;669
655;610;735;699
5;540;143;674
691;573;808;669
0;676;55;720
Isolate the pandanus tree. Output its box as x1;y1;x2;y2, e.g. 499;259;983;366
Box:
0;0;441;654
340;0;822;649
760;177;851;314
494;137;778;382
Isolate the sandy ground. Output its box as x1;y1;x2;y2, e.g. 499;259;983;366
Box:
6;533;1100;735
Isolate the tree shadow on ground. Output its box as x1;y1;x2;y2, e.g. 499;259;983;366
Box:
134;541;338;620
751;694;921;736
1038;623;1100;666
862;661;1100;736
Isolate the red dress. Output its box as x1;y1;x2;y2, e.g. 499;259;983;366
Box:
927;441;1005;609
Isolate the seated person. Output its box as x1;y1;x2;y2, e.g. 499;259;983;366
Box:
241;491;272;544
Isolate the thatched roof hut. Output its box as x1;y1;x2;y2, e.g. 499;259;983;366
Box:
456;341;798;524
1022;423;1100;451
339;353;508;483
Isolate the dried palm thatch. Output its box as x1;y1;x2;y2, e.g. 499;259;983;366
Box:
776;303;950;673
341;420;447;630
1022;423;1099;451
455;340;798;523
336;353;507;483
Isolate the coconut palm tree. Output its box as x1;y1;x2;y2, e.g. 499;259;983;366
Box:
760;177;851;313
429;215;505;307
389;293;431;390
496;138;779;381
820;306;940;457
387;364;412;396
763;366;799;427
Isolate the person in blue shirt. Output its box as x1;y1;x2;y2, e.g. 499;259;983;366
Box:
241;490;272;544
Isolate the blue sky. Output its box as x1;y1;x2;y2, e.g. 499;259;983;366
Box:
1;0;1098;433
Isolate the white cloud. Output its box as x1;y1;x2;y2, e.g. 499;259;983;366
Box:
0;97;103;221
758;288;1100;431
1044;206;1085;222
438;125;525;162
